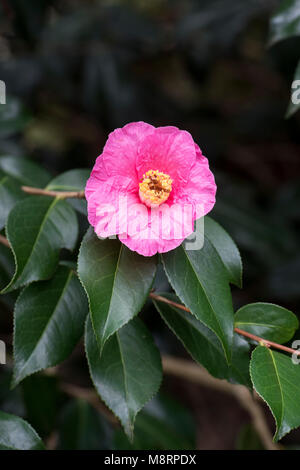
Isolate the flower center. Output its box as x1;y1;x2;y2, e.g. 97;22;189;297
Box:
139;170;172;208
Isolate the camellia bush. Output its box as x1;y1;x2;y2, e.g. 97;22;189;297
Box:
0;118;300;451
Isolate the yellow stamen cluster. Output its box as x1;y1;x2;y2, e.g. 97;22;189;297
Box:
139;170;172;208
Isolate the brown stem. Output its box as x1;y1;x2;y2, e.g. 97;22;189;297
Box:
21;186;85;199
0;234;9;247
149;292;300;357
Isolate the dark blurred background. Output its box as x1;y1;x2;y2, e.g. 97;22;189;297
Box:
0;0;300;450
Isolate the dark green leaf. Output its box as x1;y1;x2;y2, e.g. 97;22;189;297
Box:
250;346;300;441
0;411;44;450
286;60;300;118
12;265;88;387
58;399;112;450
269;0;300;46
205;216;242;287
235;302;298;344
153;293;250;387
161;241;234;362
2;196;78;293
0;155;51;187
85;316;162;440
0;242;14;290
46;169;89;214
78;229;157;352
114;393;196;450
0;243;17;308
0;170;25;230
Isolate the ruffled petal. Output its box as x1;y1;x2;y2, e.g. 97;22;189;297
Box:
102;121;155;183
119;200;195;256
85;155;109;201
136;126;196;187
119;233;185;257
86;176;137;235
176;144;216;219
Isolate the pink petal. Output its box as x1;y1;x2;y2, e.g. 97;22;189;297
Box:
176;145;217;219
102;121;155;183
85;155;109;201
119;234;186;257
136;126;196;187
86;176;137;235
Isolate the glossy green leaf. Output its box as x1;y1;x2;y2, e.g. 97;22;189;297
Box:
0;411;45;450
46;169;89;214
250;346;300;441
2;196;78;293
85;316;162;440
205;216;242;287
0;170;25;230
12;265;88;387
286;60;300;118
58;399;112;450
0;155;51;187
235;302;298;344
269;0;300;46
0;243;17;308
153;293;250;387
78;229;157;352
161;241;234;362
0;239;14;290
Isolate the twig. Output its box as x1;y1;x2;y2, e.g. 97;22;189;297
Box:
0;234;9;247
162;355;279;450
21;186;85;199
150;292;300;357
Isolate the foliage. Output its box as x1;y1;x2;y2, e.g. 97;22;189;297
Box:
0;154;299;445
0;0;300;451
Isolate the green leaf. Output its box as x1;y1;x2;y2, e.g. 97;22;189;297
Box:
205;216;242;287
0;243;17;309
0;238;15;290
12;265;88;387
85;316;162;440
2;196;78;293
235;302;299;344
0;411;45;450
0;155;51;187
161;241;234;362
0;170;25;230
153;293;250;387
269;0;300;46
78;229;157;352
58;399;112;450
286;60;300;118
250;346;300;441
114;393;196;450
46;169;90;214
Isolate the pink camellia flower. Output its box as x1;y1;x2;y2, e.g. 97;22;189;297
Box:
85;122;216;256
